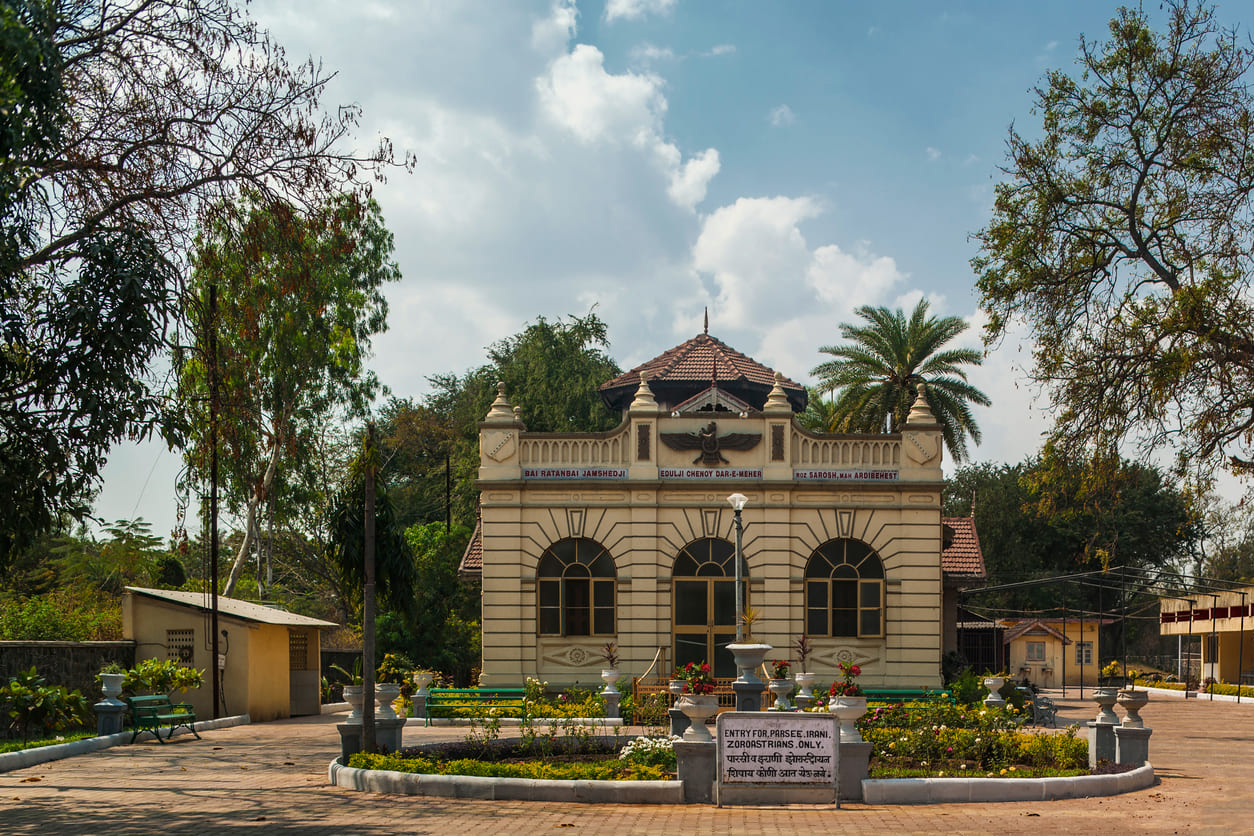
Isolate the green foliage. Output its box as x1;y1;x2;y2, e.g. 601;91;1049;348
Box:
810;299;990;462
972;0;1254;479
152;554;186;588
946;668;985;707
618;735;678;771
0;667;90;743
51;519;166;594
0;728;94;754
349;751;670;781
124;658;203;695
0;588;120;640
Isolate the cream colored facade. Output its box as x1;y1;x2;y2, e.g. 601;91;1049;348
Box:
475;373;947;689
1001;618;1103;688
123;587;334;722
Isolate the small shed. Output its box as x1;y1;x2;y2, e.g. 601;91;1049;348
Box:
999;617;1106;688
123;587;338;722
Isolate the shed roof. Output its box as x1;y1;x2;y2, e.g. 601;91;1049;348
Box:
125;587;338;628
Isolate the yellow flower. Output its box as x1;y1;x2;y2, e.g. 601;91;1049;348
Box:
999;768;1008;776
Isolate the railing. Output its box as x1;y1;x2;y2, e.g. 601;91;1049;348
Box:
791;432;900;468
519;433;628;466
630;675;764;723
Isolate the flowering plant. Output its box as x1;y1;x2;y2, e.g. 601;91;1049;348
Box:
675;661;716;695
770;659;791;679
829;660;863;697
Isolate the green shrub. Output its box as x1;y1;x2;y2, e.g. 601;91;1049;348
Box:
618;735;678;770
349;751;670;781
0;668;91;743
124;658;203;695
0;589;120;640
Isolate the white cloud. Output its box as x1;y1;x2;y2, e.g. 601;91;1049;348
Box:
537;43;718;210
704;44;736;57
926;146;941;161
532;0;578;54
769;104;795;127
630;43;676;65
605;0;677;23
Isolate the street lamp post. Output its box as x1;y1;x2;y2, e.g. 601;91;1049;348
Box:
728;493;748;643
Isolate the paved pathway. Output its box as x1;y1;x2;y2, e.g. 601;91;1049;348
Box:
1;693;1251;834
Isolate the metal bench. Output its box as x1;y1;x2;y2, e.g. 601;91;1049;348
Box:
1029;694;1058;728
424;687;527;726
126;695;199;743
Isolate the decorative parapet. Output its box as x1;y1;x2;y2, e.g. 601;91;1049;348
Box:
791;431;901;469
518;431;630;468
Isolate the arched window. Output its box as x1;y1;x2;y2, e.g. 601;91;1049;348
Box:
537;538;616;636
805;539;884;638
672;538;741;679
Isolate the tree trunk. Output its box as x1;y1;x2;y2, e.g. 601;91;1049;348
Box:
222;441;280;598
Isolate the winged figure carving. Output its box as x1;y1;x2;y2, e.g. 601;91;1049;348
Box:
660;420;761;466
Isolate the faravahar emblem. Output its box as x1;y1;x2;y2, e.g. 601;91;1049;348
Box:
660;420;761;466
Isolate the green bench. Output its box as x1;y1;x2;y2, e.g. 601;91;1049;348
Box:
127;695;200;743
424;687;527;726
863;689;956;704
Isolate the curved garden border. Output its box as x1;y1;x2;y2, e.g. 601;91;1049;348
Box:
328;756;1155;805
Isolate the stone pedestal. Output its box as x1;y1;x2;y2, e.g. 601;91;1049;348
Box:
94;698;126;736
1087;720;1117;769
675;740;715;804
732;680;765;712
669;706;691;738
1114;725;1152;767
839;740;872;802
337;717;406;759
411;693;427;720
375;717;405;754
603;691;620;720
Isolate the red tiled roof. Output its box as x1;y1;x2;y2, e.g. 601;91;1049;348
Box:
941;516;987;584
458;518;482;577
599;332;806;412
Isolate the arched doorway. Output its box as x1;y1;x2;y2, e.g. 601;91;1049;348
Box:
672;537;740;679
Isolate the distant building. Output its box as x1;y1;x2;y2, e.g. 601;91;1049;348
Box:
1160;587;1254;685
461;329;981;688
997;617;1107;688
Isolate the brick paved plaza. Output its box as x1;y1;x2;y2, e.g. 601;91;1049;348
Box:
1;693;1251;835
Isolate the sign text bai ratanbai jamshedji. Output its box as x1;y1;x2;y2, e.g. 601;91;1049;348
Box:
716;712;840;807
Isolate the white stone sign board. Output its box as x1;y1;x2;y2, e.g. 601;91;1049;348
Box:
718;712;838;787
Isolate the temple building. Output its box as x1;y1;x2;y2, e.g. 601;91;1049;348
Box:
460;330;983;688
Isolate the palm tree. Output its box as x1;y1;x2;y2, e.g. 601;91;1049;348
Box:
810;299;990;462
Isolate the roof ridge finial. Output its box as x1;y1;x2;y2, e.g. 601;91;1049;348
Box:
703;307;709;335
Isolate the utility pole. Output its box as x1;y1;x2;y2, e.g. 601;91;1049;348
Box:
362;423;377;753
208;283;221;720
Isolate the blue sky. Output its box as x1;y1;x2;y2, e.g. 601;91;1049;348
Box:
94;0;1219;538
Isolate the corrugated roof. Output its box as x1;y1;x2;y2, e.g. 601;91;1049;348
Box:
941;516;987;584
125;587;338;628
599;332;807;413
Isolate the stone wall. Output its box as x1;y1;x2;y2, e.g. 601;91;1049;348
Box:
0;640;136;695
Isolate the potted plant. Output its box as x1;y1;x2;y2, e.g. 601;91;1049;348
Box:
768;659;793;710
1117;668;1148;727
673;661;718;742
725;606;772;684
411;668;436;696
598;641;621;696
827;660;867;742
329;660;365;721
97;662;127;701
982;670;1007;707
792;635;816;705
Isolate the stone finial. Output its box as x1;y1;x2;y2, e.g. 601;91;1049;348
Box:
905;382;938;425
629;371;659;412
484;381;515;423
764;371;791;414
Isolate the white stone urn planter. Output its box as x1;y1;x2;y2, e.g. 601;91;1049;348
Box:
601;669;621;696
828;695;868;743
1117;689;1149;728
411;671;434;697
99;672;125;701
676;694;719;742
768;678;793;711
794;672;816;703
343;685;364;722
1092;687;1119;725
374;683;402;720
983;676;1007;708
725;643;772;684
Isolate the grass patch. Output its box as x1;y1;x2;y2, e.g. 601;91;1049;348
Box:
0;729;96;754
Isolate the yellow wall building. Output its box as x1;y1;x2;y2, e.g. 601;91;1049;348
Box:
462;331;978;690
123;587;336;721
1160;587;1254;686
1000;618;1105;688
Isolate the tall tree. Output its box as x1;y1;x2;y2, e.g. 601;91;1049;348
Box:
811;299;990;462
973;0;1254;481
0;0;409;564
178;193;400;596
